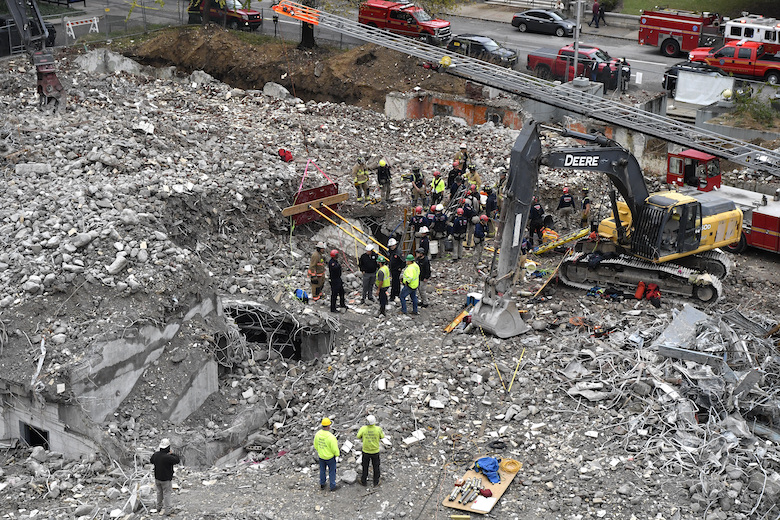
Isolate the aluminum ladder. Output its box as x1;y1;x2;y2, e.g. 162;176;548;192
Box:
273;0;780;177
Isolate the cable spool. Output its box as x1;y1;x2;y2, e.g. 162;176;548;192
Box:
500;459;522;473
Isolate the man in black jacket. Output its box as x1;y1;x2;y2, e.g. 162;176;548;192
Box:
415;248;431;307
150;438;180;516
328;250;347;313
359;243;378;304
387;238;404;302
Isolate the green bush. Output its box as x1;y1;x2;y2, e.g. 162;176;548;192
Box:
733;87;778;127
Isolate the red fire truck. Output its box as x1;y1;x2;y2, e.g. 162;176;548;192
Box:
667;150;780;254
723;14;780;55
638;9;723;57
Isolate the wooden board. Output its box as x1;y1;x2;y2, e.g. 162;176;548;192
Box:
282;191;348;218
442;459;521;515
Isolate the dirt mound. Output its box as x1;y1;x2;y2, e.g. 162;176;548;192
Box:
129;25;467;110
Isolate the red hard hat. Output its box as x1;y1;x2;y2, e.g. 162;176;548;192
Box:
563;186;570;194
430;205;437;212
434;171;441;177
457;208;464;215
330;249;338;257
480;214;489;221
415;206;423;214
470;184;476;190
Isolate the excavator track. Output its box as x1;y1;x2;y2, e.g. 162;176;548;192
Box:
673;248;733;280
559;252;722;303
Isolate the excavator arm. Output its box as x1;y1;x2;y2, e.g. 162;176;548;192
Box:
541;128;649;222
5;0;64;107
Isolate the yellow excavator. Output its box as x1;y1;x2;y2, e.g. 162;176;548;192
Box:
473;121;743;338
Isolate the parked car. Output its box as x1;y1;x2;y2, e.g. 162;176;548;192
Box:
527;43;628;90
187;0;263;31
662;61;727;95
446;34;518;68
511;9;576;37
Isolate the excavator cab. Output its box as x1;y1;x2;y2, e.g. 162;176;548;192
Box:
624;193;706;261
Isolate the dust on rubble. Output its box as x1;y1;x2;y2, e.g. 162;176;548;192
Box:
127;25;467;111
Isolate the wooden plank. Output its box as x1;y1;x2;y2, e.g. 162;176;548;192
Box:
281;192;349;217
442;459;522;515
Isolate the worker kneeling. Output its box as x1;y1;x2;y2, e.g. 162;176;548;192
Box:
399;254;420;315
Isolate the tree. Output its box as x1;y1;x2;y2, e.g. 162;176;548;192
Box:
299;0;317;49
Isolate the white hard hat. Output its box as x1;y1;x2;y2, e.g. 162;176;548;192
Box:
436;204;444;211
367;415;377;425
158;438;170;449
419;226;429;233
316;241;326;249
388;238;397;247
460;143;467;149
365;243;374;251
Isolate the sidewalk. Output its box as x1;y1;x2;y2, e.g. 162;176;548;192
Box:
445;2;638;42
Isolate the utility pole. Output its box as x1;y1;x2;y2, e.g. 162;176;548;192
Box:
573;0;581;79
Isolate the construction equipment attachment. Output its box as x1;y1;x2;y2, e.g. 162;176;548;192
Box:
471;124;540;338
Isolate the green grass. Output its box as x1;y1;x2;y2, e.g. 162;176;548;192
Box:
620;0;780;18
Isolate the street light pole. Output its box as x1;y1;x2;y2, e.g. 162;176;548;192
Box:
573;0;581;80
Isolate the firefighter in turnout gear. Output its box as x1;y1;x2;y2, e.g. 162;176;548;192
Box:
353;157;370;202
309;241;327;301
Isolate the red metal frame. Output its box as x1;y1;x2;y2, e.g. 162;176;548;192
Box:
292;183;340;226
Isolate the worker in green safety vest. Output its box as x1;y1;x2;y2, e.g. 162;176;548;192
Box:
375;255;391;317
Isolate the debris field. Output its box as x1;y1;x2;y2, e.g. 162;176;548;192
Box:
0;32;779;520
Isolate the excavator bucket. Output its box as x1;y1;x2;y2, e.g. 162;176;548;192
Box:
471;122;541;338
472;296;530;338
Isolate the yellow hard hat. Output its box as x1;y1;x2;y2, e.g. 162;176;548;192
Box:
321;417;332;427
379;159;387;167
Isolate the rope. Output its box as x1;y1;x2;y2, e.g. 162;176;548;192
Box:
500;459;522;473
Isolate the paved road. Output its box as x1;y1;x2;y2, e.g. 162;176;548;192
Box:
48;0;677;94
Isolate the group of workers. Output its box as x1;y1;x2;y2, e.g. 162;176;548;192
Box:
528;186;592;247
315;414;385;492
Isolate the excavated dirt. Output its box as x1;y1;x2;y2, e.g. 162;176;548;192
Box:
126;25;467;111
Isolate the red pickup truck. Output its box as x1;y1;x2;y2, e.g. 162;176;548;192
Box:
688;41;780;85
358;0;451;45
527;44;629;91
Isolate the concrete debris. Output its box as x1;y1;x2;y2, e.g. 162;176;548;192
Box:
0;40;777;520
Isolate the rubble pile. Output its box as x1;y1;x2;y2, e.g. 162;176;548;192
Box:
0;44;779;519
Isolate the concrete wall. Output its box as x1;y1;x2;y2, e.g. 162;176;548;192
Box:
385;90;526;129
70;294;221;423
165;354;218;424
2;394;98;457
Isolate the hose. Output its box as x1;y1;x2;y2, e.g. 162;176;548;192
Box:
500;459;522;473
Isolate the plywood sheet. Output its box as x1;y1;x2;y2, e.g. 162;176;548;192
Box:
441;459;521;515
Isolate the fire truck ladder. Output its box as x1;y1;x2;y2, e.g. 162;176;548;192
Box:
272;0;780;177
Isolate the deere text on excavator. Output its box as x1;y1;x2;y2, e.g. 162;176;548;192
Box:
473;121;742;338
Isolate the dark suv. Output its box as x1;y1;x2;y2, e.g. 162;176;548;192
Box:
446;34;518;68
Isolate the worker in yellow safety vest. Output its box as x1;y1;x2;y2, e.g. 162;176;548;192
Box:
375;256;391;317
352;157;370;202
314;417;341;491
430;171;446;205
399;254;420;315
